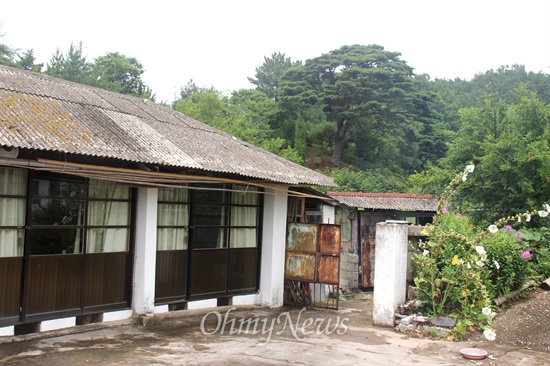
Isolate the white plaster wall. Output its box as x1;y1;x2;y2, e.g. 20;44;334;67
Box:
187;299;218;310
232;294;258;305
0;326;14;336
259;186;289;307
40;317;75;332
133;187;158;315
102;309;133;322
372;220;408;327
322;204;336;224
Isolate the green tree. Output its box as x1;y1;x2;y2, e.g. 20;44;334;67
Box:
443;88;550;226
15;49;43;72
248;52;298;101
279;44;418;169
92;52;154;99
45;42;92;84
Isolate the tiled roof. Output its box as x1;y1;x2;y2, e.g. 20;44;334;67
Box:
0;65;334;186
327;192;438;211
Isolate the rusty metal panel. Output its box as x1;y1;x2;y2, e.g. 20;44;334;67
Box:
317;255;339;284
286;223;317;252
318;224;340;254
284;253;316;281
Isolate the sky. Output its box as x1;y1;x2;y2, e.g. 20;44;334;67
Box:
1;0;549;103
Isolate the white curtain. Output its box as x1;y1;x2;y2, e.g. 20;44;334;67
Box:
0;168;27;257
86;180;130;253
230;186;258;248
157;188;189;250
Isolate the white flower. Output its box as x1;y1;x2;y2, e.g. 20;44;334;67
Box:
465;164;475;173
488;225;498;234
467;263;472;269
423;249;430;256
476;260;484;267
538;210;549;218
459;259;465;265
546;203;550;212
526;214;532;222
494;260;500;269
482;307;492;316
518;216;522;222
462;173;468;182
483;328;496;341
475;246;487;255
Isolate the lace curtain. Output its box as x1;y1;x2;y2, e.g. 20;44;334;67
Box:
157;188;189;250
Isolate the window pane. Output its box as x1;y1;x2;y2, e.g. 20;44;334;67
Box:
193;186;228;204
31;199;85;226
194;205;228;226
0;167;27;195
88;201;129;226
158;203;189;226
231;207;257;226
230;228;257;248
88;180;129;200
157;228;188;250
86;228;128;253
193;227;226;249
0;228;24;257
158;188;188;202
0;198;26;226
28;228;83;255
232;185;259;205
32;173;85;198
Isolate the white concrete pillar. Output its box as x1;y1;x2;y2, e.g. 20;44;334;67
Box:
133;187;158;315
259;186;288;307
373;220;409;327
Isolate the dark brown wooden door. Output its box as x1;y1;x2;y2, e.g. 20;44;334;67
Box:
0;258;23;325
155;250;187;303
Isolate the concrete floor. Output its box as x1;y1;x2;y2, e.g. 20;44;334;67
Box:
0;305;548;365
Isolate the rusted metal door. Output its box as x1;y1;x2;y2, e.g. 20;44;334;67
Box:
284;223;341;309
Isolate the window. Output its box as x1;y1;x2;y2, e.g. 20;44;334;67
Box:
0;167;27;257
157;188;189;250
191;184;260;249
86;180;131;253
26;171;131;255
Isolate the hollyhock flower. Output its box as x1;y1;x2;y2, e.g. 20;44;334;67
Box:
488;225;498;234
546;203;550;212
422;249;430;256
522;251;531;259
518;216;522;223
515;232;523;239
442;207;449;214
465;164;475;173
538;210;549;217
462;173;468;182
483;329;496;341
505;225;514;232
526;214;532;222
494;260;500;269
456;213;462;218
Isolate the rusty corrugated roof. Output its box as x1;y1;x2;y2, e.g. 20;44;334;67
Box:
327;192;438;211
0;65;335;186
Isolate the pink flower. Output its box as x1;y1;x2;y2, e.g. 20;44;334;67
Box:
521;251;531;259
442;207;449;214
515;232;523;239
456;213;462;218
505;225;514;232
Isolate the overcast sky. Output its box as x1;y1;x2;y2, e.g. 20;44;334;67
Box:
2;0;549;102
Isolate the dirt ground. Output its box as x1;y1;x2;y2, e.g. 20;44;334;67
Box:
341;286;550;354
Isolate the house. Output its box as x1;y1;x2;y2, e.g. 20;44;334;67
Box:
327;192;438;288
0;65;335;336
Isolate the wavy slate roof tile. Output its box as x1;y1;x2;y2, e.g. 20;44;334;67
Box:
327;192;438;211
0;65;335;186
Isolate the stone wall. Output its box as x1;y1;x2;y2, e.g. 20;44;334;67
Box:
339;253;359;290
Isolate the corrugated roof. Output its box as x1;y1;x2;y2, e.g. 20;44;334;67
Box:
327;192;438;211
0;65;334;186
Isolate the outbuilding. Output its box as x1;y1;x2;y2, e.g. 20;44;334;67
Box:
0;65;334;336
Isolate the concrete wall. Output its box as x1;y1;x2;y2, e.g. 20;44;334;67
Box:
372;220;408;327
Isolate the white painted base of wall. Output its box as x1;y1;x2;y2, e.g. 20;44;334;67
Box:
40;317;75;332
102;309;133;322
187;299;217;310
0;326;14;336
232;294;259;305
153;305;169;314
